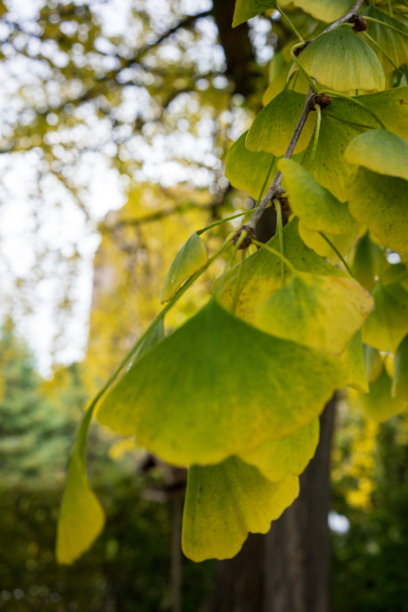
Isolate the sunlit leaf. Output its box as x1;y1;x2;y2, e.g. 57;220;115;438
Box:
240;419;319;481
348;168;408;256
285;0;354;22
182;456;299;561
297;27;385;93
392;334;408;401
298;221;358;261
160;233;207;303
353;367;406;422
362;281;408;352
278;158;358;234
345;129;408;181
341;331;369;393
246;90;316;156
233;0;277;27
253;271;373;355
225;132;276;199
97;299;342;466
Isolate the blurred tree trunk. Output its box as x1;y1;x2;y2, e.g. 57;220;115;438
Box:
208;398;336;612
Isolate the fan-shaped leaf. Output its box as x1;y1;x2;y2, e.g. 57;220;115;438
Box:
354;367;406;422
298;221;358;261
362;282;408;352
182;456;299;561
297;27;385;93
253;271;373;355
225;132;276;199
233;0;277;27
161;233;207;303
348;168;408;256
97;299;342;466
365;6;408;72
246;90;316;156
240;419;319;481
352;232;385;292
286;0;354;22
364;345;383;384
341;331;369;393
345;129;408;181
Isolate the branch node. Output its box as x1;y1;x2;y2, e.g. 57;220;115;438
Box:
233;225;256;249
349;14;367;32
293;40;311;56
310;93;332;110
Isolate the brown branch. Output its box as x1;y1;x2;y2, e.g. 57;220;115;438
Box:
320;0;366;35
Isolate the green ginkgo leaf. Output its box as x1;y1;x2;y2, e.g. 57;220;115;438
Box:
56;319;164;565
358;87;408;140
297;27;385;93
298;221;358;261
56;409;105;564
97;299;342;466
240;419;319;481
253;271;373;355
263;65;309;105
246;90;316;156
182;456;299;561
345;129;408;181
285;0;354;22
232;0;277;27
225;132;276;199
362;281;408;352
160;233;207;303
352;232;385;292
348;168;408;256
218;219;346;323
365;6;408;72
392;335;408;401
354;367;406;422
364;345;383;384
278;158;358;234
341;331;369;393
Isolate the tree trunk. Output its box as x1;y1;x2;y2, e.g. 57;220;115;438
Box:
208;397;337;612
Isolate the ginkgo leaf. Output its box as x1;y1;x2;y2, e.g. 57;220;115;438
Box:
56;409;105;564
263;66;309;105
232;0;277;27
160;233;207;303
341;331;369;393
182;456;299;561
57;320;164;565
362;281;408;352
225;132;276;199
358;87;408;140
298;221;359;261
352;232;385;292
246;90;316;156
392;335;408;401
365;6;408;72
218;218;346;323
278;158;358;234
253;271;373;355
345;129;408;181
286;0;354;22
97;299;343;466
353;367;406;422
297;27;385;93
348;168;408;256
240;419;319;481
364;345;383;384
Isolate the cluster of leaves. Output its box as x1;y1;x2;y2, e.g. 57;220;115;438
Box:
58;0;408;566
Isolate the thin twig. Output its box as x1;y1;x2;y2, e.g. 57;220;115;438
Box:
320;0;366;35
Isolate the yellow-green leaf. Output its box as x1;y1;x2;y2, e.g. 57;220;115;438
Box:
364;345;383;384
392;335;408;401
345;129;408;181
353;367;406;422
233;0;277;27
348;168;408;256
362;281;408;352
341;331;369;393
182;456;299;561
365;6;408;72
278;158;358;234
240;419;319;481
160;233;207;303
246;90;316;156
298;221;358;261
286;0;354;22
97;299;343;466
253;271;373;355
225;132;276;199
297;27;385;93
352;232;385;292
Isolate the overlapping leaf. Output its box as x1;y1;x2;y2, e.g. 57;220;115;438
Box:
240;419;319;481
225;132;276;199
182;456;299;561
97;299;343;466
232;0;276;27
298;221;359;261
352;232;385;292
364;345;383;384
362;281;408;352
353;367;406;422
283;0;354;22
392;335;408;401
161;232;207;303
364;6;408;72
246;90;316;156
341;331;369;393
297;27;385;93
345;129;408;181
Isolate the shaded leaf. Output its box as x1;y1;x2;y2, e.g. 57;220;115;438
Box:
364;344;383;384
345;129;408;181
233;0;276;27
97;299;343;466
160;233;207;303
352;232;385;292
241;419;319;481
392;334;408;401
353;367;406;422
341;331;369;393
365;6;408;72
182;456;299;561
225;132;276;199
298;221;358;261
362;281;408;352
246;90;316;156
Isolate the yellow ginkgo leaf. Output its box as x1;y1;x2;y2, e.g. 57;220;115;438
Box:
345;129;408;181
362;281;408;352
284;0;354;22
341;331;369;393
182;456;299;561
353;367;407;422
298;221;359;261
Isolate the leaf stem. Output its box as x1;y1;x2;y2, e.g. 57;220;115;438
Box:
277;7;305;42
196;210;252;235
317;89;386;128
274;198;285;283
252;239;296;275
318;232;354;277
